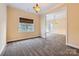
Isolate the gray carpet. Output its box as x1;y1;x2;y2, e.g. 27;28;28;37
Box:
3;34;79;56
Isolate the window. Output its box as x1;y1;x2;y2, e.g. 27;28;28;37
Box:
18;17;34;32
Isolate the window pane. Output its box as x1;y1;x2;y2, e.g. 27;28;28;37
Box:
18;23;34;32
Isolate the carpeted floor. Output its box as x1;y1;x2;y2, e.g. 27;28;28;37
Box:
3;34;79;56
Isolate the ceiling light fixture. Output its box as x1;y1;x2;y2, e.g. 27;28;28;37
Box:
33;3;40;13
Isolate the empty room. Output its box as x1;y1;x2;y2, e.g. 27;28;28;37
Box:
0;3;79;56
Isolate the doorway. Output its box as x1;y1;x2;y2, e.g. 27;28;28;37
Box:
41;7;67;44
45;7;67;37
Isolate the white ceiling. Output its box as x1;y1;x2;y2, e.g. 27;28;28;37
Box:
7;3;57;14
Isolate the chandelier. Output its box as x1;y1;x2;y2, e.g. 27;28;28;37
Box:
33;3;40;13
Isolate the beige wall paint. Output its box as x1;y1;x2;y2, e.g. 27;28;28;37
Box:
0;4;7;54
67;4;79;48
7;6;40;42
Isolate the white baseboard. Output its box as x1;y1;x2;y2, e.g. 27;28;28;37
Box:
66;43;79;49
0;44;6;56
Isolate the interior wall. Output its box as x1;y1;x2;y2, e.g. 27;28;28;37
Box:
0;4;7;54
40;15;46;38
67;4;79;48
7;6;40;42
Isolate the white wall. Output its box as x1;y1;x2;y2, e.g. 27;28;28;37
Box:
0;4;7;54
40;15;46;38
